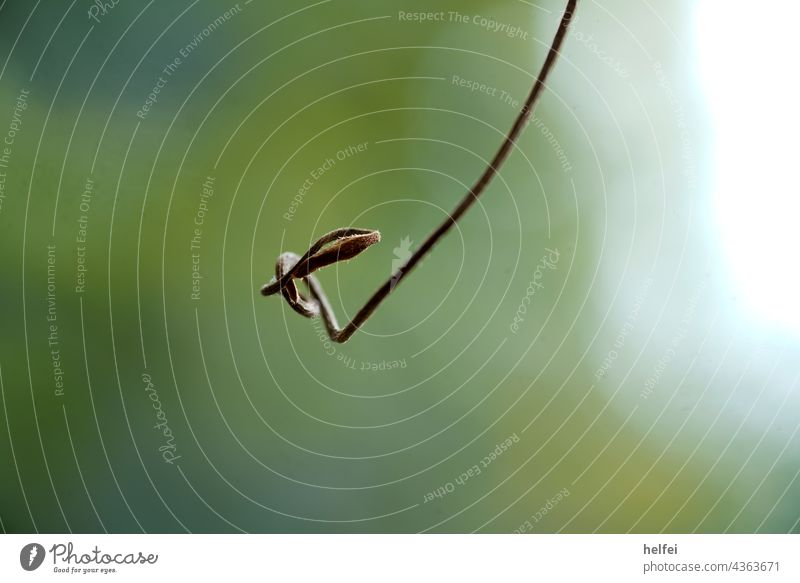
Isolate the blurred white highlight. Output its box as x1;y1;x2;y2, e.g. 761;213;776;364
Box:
697;1;800;332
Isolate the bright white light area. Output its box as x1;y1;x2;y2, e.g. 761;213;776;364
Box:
696;1;800;333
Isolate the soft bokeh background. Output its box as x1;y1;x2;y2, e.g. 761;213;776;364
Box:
1;0;799;533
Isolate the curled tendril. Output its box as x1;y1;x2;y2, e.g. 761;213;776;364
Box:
261;0;577;343
260;229;382;342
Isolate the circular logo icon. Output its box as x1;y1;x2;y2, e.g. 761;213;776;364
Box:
20;543;46;571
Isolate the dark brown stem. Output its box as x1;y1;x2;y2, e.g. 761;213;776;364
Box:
262;0;577;343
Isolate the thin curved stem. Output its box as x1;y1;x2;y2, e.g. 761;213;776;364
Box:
262;0;577;343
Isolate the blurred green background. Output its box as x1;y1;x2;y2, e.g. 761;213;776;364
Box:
1;0;799;533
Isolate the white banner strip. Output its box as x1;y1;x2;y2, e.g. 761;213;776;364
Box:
1;534;797;582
